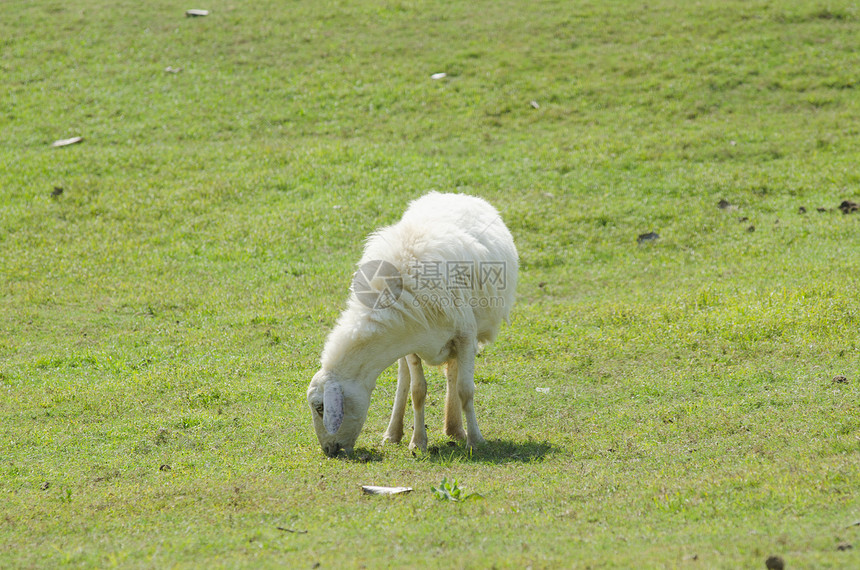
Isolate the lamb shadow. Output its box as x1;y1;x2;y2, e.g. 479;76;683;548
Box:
338;447;386;463
419;438;556;465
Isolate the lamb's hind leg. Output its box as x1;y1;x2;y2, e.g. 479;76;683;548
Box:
382;357;411;444
454;336;484;448
406;354;428;452
443;358;467;442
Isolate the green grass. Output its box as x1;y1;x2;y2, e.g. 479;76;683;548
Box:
2;0;860;567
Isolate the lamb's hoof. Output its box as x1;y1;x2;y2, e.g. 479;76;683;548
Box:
382;432;403;445
465;435;485;450
444;429;467;442
408;438;428;453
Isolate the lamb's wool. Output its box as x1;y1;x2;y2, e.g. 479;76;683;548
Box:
321;192;517;370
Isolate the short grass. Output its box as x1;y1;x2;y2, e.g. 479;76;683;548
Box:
2;0;860;568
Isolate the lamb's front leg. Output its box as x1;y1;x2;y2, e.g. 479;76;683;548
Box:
443;359;467;442
382;357;411;444
454;336;484;448
405;354;428;452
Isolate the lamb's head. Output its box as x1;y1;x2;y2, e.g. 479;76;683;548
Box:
307;370;372;457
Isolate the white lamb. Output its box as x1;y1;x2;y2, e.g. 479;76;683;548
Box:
306;192;518;457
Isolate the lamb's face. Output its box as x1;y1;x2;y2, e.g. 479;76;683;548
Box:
307;370;371;457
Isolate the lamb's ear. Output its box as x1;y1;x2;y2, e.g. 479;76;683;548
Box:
323;381;344;435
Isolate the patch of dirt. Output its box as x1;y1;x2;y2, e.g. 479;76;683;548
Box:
765;555;785;570
718;199;738;211
839;200;859;214
637;232;659;244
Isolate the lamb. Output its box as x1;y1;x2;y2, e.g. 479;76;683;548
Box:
306;192;518;457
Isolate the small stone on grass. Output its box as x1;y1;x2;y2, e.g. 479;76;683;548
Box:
361;485;413;496
52;137;83;148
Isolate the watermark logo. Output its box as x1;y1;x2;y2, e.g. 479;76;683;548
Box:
352;260;403;309
410;261;508;291
353;260;508;310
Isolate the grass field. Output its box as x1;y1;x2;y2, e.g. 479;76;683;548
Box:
2;0;860;567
